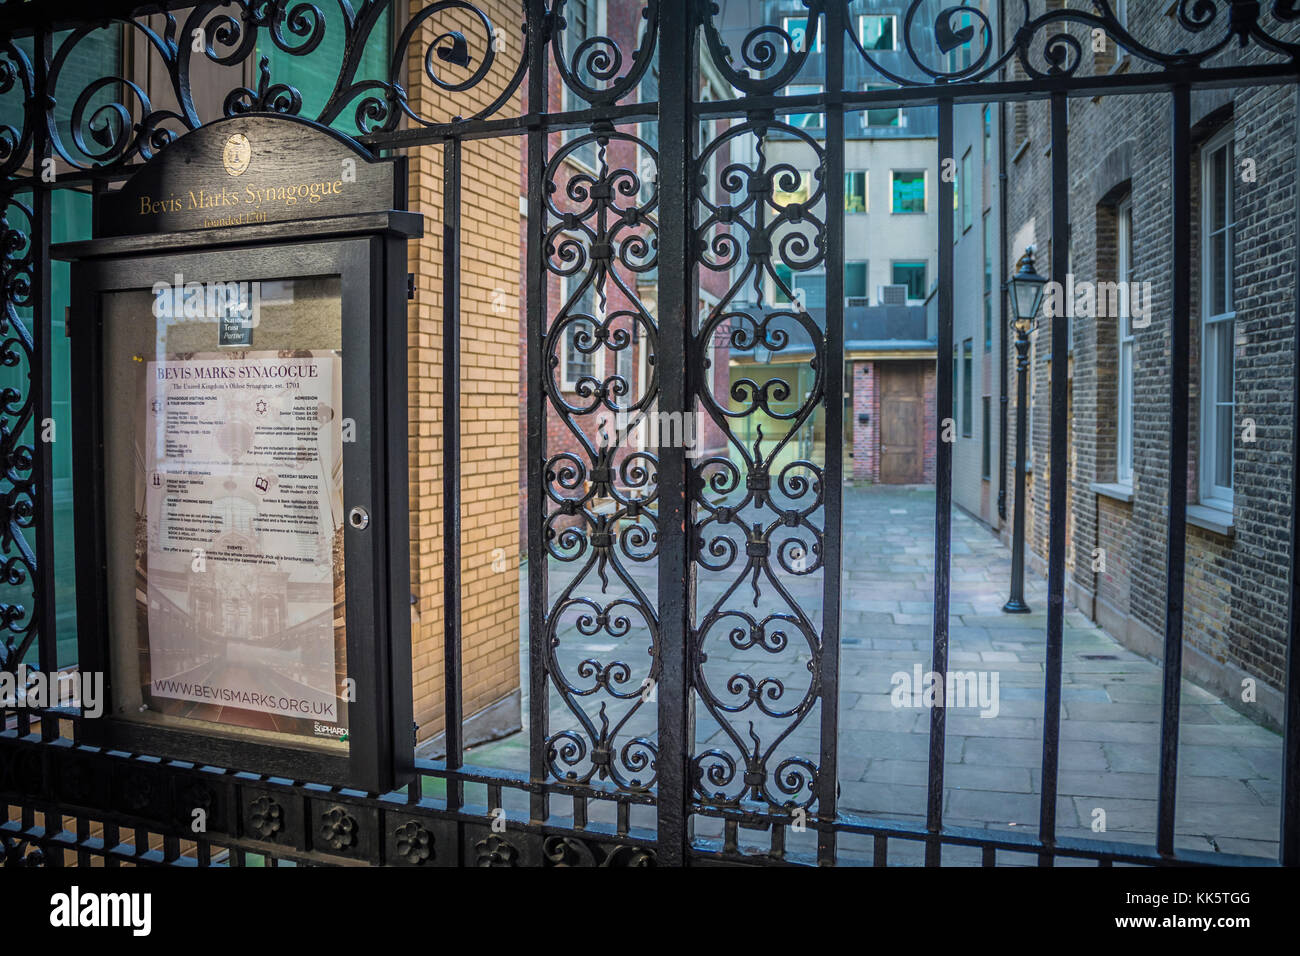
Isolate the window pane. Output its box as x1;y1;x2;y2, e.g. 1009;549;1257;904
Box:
1213;322;1234;489
1211;145;1228;232
774;170;811;206
1216;323;1235;405
962;340;973;436
775;264;794;301
1210;230;1228;315
784;16;820;53
785;85;823;129
845;262;868;298
1216;402;1233;489
1119;340;1132;480
795;273;827;309
962;154;974;230
892;172;925;213
893;262;926;300
845;171;867;212
982;396;991;477
859;15;895;51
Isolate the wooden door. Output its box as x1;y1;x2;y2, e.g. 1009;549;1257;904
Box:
879;363;924;484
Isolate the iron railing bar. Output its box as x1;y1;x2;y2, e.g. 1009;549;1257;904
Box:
10;72;1295;185
925;98;955;867
655;0;696;867
352;63;1300;151
1038;91;1070;861
816;0;846;868
1157;83;1192;857
33;29;57;694
441;136;464;815
524;0;549;829
1283;80;1300;868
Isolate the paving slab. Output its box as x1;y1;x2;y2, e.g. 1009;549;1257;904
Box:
467;485;1282;860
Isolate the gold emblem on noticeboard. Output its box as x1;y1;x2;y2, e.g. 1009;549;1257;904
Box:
222;133;251;177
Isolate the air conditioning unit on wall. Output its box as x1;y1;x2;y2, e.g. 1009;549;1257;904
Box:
877;284;908;306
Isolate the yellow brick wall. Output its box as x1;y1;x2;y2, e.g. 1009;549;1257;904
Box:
404;0;522;743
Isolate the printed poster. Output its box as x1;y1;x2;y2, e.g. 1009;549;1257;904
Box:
137;350;348;741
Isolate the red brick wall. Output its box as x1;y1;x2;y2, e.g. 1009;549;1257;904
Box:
851;360;877;481
922;363;937;485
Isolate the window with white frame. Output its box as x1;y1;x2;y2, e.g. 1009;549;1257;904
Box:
858;14;895;51
560;274;603;391
784;15;821;53
862;83;902;128
784;84;824;129
562;0;603;171
636;22;658;207
845;170;867;213
891;170;926;213
1117;196;1134;484
773;169;812;206
945;9;974;73
1200;127;1236;508
961;149;974;232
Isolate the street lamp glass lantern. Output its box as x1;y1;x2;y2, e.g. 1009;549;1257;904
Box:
1007;246;1047;334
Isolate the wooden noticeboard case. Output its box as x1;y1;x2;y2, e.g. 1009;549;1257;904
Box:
54;115;420;794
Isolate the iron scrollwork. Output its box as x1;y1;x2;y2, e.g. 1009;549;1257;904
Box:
540;120;661;793
690;117;827;812
0;1;532;174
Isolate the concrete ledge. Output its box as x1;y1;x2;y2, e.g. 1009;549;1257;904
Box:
415;688;522;760
1186;503;1234;537
1091;481;1133;504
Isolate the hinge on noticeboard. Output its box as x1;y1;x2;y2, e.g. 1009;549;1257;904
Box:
407;273;415;300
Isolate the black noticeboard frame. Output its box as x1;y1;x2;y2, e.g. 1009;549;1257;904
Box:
52;115;420;794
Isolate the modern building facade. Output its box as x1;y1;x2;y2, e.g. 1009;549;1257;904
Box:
745;0;947;483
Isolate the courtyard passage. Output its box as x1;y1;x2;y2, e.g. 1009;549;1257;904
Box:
470;486;1282;862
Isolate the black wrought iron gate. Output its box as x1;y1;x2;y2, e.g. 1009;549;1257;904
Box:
1;0;1298;867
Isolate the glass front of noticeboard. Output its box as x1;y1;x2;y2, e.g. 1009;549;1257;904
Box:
100;276;349;754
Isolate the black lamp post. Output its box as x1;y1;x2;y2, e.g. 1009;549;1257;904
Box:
1003;246;1047;614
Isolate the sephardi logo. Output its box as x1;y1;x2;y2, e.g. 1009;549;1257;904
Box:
49;886;151;936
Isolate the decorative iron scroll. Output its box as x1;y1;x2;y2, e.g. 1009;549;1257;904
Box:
691;119;827;811
0;0;530;173
540;123;661;793
700;0;1300;93
0;1;1293;176
0;190;35;678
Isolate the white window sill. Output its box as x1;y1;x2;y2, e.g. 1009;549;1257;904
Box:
1187;503;1234;537
1091;481;1133;503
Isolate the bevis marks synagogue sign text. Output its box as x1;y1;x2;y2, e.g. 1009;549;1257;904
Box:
100;118;397;235
53;114;420;794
